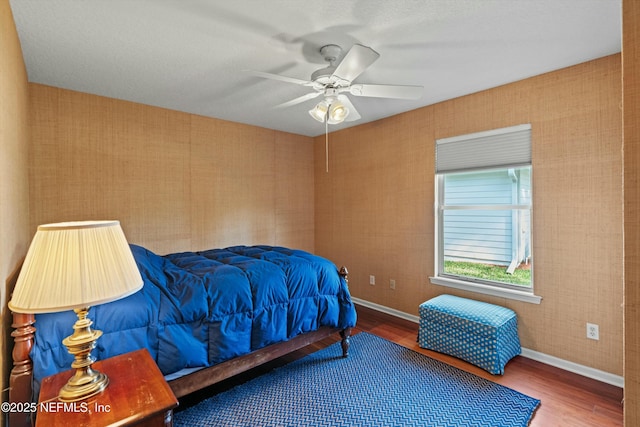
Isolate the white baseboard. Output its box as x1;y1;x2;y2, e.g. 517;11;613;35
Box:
352;297;624;388
518;348;624;388
353;297;421;323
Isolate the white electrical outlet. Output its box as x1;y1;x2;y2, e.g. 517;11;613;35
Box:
586;323;599;340
369;275;375;285
390;279;396;290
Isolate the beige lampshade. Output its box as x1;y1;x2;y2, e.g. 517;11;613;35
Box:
9;220;143;313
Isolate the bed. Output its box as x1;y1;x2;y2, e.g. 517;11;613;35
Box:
9;244;356;427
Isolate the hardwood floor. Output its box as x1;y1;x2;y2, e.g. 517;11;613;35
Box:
350;305;624;427
179;304;624;426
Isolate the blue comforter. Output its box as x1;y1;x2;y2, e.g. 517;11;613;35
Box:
30;244;357;393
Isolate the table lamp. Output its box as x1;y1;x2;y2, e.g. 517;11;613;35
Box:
8;220;143;402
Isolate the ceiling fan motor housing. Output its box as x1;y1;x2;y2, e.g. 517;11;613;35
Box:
311;66;337;85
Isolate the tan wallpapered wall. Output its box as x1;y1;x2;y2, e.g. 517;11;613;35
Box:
623;0;640;423
0;0;30;419
315;54;624;375
28;84;315;256
21;54;628;379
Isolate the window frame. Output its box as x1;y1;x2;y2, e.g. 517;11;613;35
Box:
430;125;541;304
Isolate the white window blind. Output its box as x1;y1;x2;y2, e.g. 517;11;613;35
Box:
436;124;531;173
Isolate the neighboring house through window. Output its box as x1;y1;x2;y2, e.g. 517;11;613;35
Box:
431;124;541;304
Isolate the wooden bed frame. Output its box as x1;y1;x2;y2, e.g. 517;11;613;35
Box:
9;268;353;427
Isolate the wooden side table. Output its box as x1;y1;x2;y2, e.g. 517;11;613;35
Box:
36;349;178;427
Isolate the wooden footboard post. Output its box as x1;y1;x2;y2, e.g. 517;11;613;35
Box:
338;266;351;358
9;312;35;427
340;328;352;358
339;266;349;282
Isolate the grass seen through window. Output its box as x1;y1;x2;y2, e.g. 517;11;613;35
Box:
444;261;531;287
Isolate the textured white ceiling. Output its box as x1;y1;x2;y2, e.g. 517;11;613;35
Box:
10;0;621;137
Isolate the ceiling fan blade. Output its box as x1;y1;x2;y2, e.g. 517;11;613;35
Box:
333;95;361;123
331;44;380;83
274;92;322;109
244;70;313;86
349;83;423;100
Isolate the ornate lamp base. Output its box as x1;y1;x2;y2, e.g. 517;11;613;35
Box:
59;307;109;402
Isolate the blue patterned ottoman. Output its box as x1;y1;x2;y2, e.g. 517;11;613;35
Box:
418;294;521;374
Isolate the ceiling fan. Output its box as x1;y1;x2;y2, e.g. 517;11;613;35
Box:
247;43;423;124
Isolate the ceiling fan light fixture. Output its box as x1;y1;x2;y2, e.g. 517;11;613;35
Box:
328;100;349;123
309;100;329;122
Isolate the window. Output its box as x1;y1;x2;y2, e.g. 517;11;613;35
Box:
431;124;541;304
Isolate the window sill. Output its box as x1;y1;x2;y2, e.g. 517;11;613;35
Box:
429;276;542;304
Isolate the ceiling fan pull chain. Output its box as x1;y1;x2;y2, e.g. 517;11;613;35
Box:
325;116;329;173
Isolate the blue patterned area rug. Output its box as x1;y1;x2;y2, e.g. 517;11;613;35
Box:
175;332;540;427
